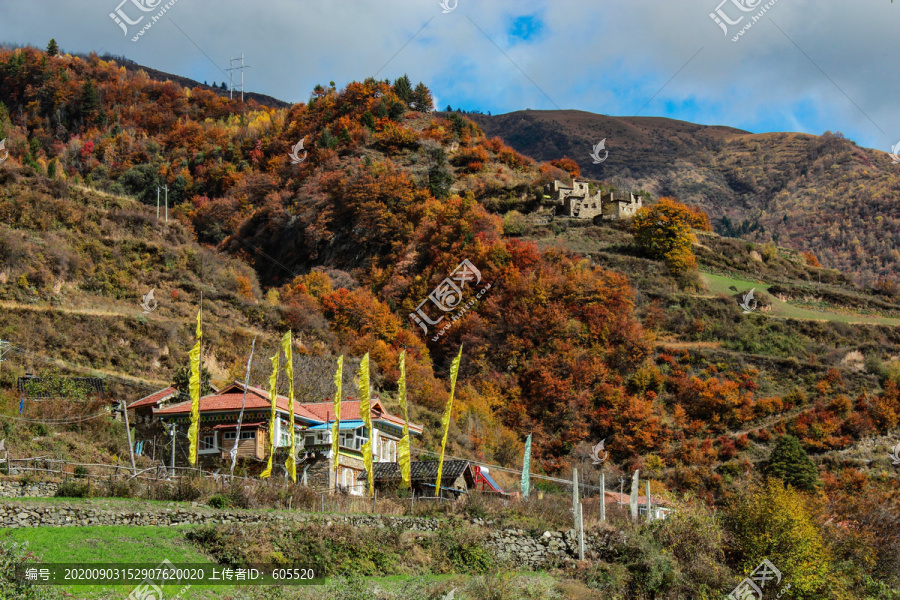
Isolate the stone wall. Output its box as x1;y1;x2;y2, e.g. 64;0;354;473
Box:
0;480;59;497
0;497;625;567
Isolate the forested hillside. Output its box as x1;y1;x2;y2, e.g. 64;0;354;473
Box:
468;109;900;286
0;45;898;509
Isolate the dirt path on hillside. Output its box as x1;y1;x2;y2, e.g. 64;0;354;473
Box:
0;300;131;318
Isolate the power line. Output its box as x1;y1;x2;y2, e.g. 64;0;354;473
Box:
410;446;603;491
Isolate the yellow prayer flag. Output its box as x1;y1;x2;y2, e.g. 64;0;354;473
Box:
260;352;279;479
282;331;296;483
358;353;374;496
397;350;411;489
434;345;463;496
186;307;202;465
331;355;344;480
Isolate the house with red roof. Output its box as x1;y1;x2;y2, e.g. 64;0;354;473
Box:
134;381;422;490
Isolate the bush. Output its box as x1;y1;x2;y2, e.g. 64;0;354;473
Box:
56;480;90;498
0;541;62;599
74;466;88;478
502;210;527;236
209;494;232;509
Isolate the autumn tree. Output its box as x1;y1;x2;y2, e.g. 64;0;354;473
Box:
632;198;706;274
723;479;835;598
764;435;821;492
549;157;580;179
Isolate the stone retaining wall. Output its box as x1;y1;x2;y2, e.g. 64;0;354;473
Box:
0;494;625;568
0;480;59;497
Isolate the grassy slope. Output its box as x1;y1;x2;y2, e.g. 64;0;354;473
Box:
700;272;900;326
0;169;283;393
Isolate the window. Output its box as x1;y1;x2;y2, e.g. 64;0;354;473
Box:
223;431;254;440
199;434;216;452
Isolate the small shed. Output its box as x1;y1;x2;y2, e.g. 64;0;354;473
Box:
361;459;476;499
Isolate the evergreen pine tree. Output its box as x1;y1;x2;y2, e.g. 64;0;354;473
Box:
46;39;59;56
764;435;821;492
79;80;100;123
172;365;213;399
412;82;432;111
392;74;413;104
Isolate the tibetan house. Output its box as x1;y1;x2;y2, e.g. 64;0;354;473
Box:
137;382;422;487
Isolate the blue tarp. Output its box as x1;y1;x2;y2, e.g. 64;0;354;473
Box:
306;419;364;430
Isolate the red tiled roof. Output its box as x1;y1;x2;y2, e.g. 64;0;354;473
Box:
150;382;421;432
155;389;320;422
128;386;177;410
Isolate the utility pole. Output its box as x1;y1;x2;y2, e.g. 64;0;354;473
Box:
164;185;168;222
226;54;251;102
120;401;136;476
167;422;177;472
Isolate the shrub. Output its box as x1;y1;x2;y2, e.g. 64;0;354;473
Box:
502;210;527;236
56;480;90;498
74;466;88;478
209;494;232;509
0;541;63;599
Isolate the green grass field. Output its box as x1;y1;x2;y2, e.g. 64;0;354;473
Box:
3;522;559;599
701;272;900;326
2;525;224;599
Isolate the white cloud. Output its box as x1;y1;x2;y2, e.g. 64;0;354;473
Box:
0;0;898;149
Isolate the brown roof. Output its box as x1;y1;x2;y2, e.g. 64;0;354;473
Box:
128;386;177;410
362;460;472;483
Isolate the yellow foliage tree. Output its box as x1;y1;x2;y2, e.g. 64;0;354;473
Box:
631;198;707;274
723;478;838;599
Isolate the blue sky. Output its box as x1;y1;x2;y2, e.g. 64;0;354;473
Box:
1;0;898;152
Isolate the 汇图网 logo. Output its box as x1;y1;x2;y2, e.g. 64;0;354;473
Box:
288;138;307;164
589;139;608;164
409;259;491;340
739;288;757;314
140;289;158;314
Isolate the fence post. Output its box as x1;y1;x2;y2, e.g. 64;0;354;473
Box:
577;503;585;560
600;472;606;523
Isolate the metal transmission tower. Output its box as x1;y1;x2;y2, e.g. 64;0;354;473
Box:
226;53;251;102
